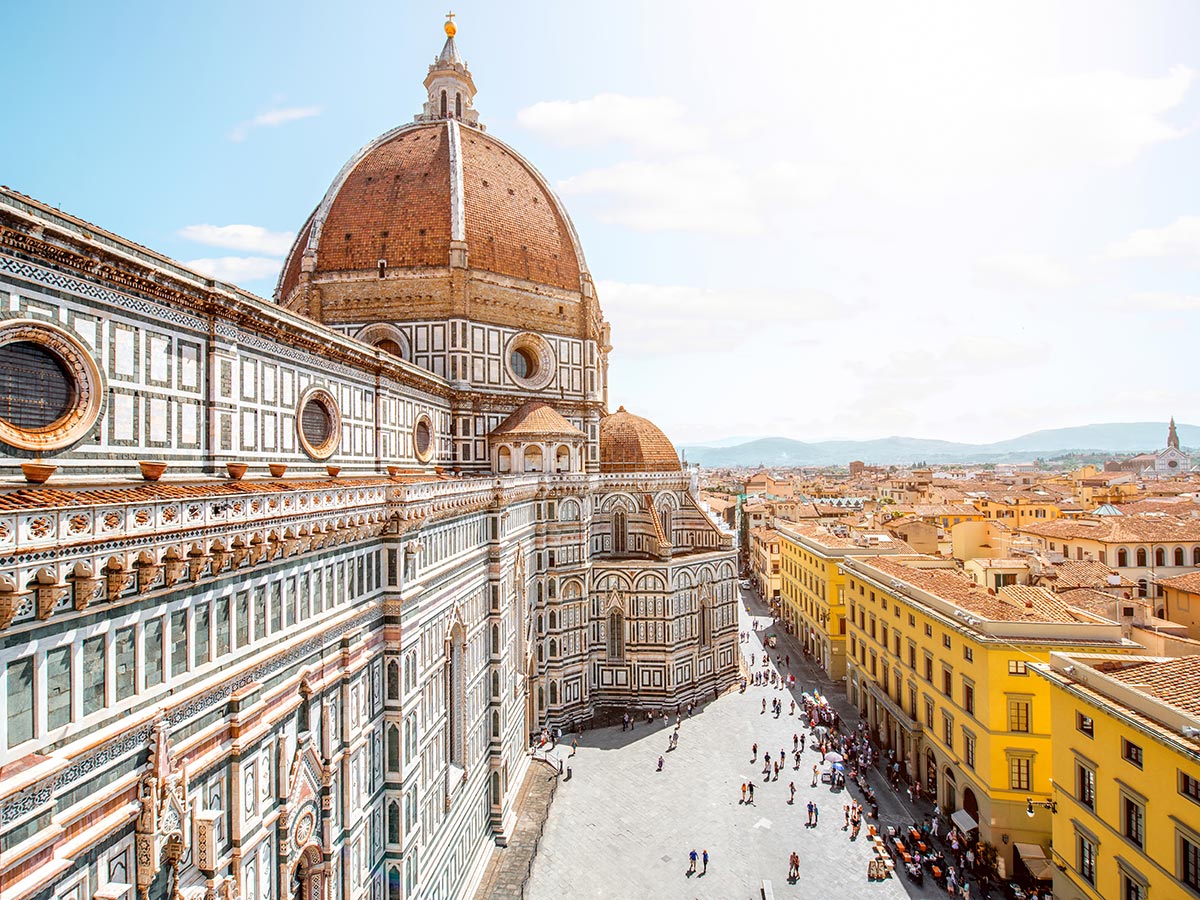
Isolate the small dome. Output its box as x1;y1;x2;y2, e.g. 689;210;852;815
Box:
599;407;681;473
490;401;585;439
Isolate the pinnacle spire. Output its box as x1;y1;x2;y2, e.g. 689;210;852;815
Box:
1168;416;1180;450
415;13;482;128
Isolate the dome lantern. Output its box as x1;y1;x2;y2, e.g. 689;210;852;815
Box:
416;13;481;128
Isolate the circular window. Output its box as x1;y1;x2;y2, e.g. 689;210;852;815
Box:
0;320;103;452
504;333;556;390
295;388;341;460
413;414;435;463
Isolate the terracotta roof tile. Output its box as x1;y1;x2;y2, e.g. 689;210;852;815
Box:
1098;656;1200;718
598;407;680;474
489;401;584;439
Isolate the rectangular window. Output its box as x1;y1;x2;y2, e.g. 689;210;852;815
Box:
1182;833;1200;891
114;626;136;701
46;646;72;730
1121;872;1145;900
255;588;267;640
271;582;283;633
924;623;932;637
942;667;953;697
1010;756;1031;790
300;575;311;620
237;593;250;648
145;617;164;688
943;633;952;649
6;657;34;747
171;610;189;678
963;731;976;769
1182;771;1200;804
942;714;953;749
1076;762;1096;809
1122;796;1144;848
194;603;211;667
1077;711;1095;737
924;698;935;728
215;597;230;658
1122;739;1143;768
1078;832;1096;884
963;646;973;662
963;682;975;715
83;635;107;715
1009;699;1030;733
924;655;934;683
908;644;916;669
1008;659;1028;675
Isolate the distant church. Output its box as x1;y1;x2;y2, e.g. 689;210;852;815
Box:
1105;418;1191;476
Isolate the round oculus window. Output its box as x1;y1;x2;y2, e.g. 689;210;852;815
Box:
413;414;434;463
295;388;341;460
504;333;556;390
0;320;104;452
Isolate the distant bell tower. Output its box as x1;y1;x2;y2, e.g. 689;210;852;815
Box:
1168;416;1180;450
415;13;482;128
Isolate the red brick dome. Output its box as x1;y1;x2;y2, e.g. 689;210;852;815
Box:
599;407;681;474
276;120;586;304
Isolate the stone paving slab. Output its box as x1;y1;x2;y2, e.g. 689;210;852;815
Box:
524;591;954;900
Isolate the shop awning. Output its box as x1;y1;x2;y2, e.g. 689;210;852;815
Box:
950;808;978;833
1013;843;1054;881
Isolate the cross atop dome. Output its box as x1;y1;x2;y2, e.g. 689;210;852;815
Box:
415;13;482;128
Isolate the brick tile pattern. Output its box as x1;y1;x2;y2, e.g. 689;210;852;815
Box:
599;407;682;474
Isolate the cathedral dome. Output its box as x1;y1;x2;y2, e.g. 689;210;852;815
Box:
275;122;586;304
599;407;682;474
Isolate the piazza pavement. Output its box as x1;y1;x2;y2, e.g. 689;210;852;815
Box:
524;589;962;900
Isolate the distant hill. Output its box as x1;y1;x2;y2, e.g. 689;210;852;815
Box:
680;422;1200;468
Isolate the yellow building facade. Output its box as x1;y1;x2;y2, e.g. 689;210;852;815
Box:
840;555;1138;876
777;523;907;679
749;526;782;604
1034;653;1200;900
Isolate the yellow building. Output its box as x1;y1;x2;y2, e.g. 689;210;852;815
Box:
973;492;1065;528
1159;571;1200;639
840;554;1139;875
777;523;908;679
1033;653;1200;900
749;526;782;605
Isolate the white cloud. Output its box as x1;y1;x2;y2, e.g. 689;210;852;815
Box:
179;224;295;256
228;106;322;142
1107;215;1200;261
598;279;849;354
559;156;837;235
185;256;283;283
1109;291;1200;311
517;93;707;154
974;252;1081;290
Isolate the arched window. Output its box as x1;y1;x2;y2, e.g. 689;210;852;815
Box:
1155;547;1166;567
388;867;401;900
491;770;501;805
1136;548;1148;567
1194;547;1200;566
455;92;462;118
523;445;543;473
549;681;558;705
386;724;400;772
387;802;400;844
659;506;672;539
549;639;558;658
548;610;557;630
1117;548;1129;567
491;671;499;697
607;611;625;660
386;660;399;700
1175;547;1185;566
497;446;512;474
491;710;500;738
440;90;447;117
555;445;570;472
1138;579;1149;598
612;510;627;554
447;625;465;767
490;624;499;656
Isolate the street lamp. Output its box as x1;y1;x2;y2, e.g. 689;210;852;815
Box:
1026;798;1057;817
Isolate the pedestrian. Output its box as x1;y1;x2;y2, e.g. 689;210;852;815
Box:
688;848;697;874
786;654;790;667
657;755;664;772
793;733;799;750
741;782;747;803
813;802;819;824
702;849;708;874
844;804;850;829
762;698;766;714
806;800;814;826
773;761;780;779
570;737;578;757
789;781;796;804
790;700;796;716
748;782;755;803
752;742;758;761
812;764;819;787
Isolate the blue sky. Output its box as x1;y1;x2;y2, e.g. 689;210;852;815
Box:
6;1;1200;445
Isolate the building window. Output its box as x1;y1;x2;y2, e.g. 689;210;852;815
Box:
924;623;932;637
5;657;33;747
1122;795;1144;848
1077;711;1095;737
924;655;934;683
1076;762;1096;809
1182;832;1200;891
82;635;106;715
1008;659;1028;675
942;667;953;697
413;414;435;463
963;646;973;662
171;610;189;677
296;387;341;460
607;611;625;661
1008;699;1030;732
1122;738;1143;768
942;713;953;749
942;633;952;649
115;626;136;702
963;681;975;715
145;617;164;688
194;603;211;667
1120;870;1146;900
1009;756;1031;790
1078;832;1097;884
46;646;72;730
1182;771;1200;804
963;730;976;770
924;698;935;728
